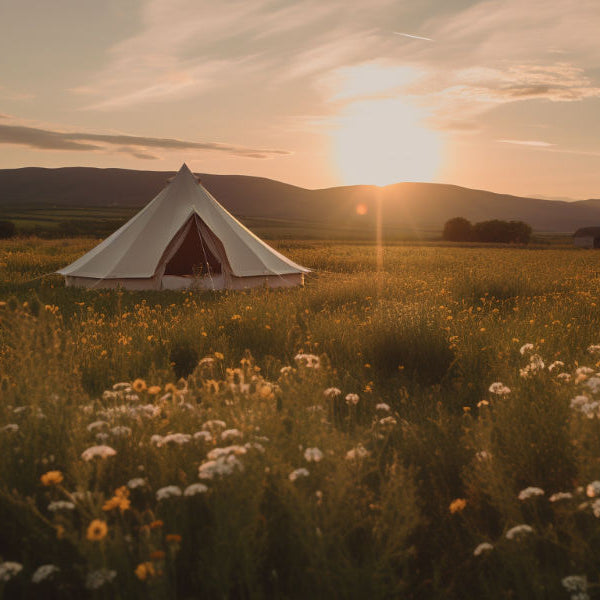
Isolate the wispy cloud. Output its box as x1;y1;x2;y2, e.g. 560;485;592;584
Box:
74;0;399;110
393;32;433;42
498;139;555;147
0;123;291;159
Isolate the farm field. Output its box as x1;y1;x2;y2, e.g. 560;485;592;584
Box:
2;237;600;598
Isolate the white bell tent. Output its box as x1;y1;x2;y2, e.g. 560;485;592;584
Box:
58;164;309;290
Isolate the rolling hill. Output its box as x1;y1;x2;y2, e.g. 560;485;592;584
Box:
0;166;598;234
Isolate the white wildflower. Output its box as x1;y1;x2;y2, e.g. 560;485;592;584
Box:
586;481;600;498
376;403;390;412
138;404;161;418
488;382;511;395
160;433;191;446
87;421;108;432
0;424;19;433
473;542;493;557
81;445;116;461
323;387;341;399
562;575;588;595
127;478;146;489
0;562;23;582
345;393;360;405
221;428;242;441
244;441;265;453
289;468;310;482
345;445;369;461
112;382;131;391
193;430;213;442
32;564;59;583
586;377;600;394
294;353;320;368
156;486;182;500
548;361;565;372
519;343;534;355
198;455;244;479
48;501;75;512
102;391;119;401
505;524;533;540
529;354;545;370
95;432;109;443
304;447;324;463
206;445;247;461
184;483;209;496
592;499;600;518
557;373;572;382
280;366;294;375
110;425;132;437
576;367;594;382
571;395;589;410
85;569;116;590
379;416;397;427
549;492;573;502
582;401;600;419
518;487;544;500
588;345;600;355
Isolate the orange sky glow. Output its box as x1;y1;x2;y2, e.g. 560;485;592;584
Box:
0;0;599;199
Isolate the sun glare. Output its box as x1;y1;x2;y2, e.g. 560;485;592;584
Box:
332;98;442;187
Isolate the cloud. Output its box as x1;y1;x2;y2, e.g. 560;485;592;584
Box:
73;0;399;110
498;139;555;147
380;0;600;130
0;123;292;159
451;63;600;103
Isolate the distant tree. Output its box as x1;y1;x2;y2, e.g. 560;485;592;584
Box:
506;220;532;244
472;219;532;243
472;220;508;243
442;217;473;241
0;220;16;239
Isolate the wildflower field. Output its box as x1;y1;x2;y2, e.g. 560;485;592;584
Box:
3;237;600;599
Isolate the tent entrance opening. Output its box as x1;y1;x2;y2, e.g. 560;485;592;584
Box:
164;223;222;276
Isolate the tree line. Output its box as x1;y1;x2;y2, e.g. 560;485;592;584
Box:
442;217;532;244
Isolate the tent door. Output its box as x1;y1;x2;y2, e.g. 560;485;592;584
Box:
163;218;222;277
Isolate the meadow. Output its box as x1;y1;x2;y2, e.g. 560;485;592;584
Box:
1;237;600;599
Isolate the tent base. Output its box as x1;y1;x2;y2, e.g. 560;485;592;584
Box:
64;273;304;291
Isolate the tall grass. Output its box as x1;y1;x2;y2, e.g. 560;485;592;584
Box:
2;238;600;598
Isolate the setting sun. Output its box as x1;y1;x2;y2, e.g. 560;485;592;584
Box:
332;98;442;187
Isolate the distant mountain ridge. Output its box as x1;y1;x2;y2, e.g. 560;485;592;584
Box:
0;166;598;233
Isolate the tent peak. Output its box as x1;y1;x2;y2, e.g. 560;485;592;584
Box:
167;163;200;185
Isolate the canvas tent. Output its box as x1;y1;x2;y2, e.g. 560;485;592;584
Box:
58;164;309;290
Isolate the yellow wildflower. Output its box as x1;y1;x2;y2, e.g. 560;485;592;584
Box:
86;519;108;541
102;486;131;513
41;470;63;486
148;385;161;395
135;562;155;581
449;498;467;514
214;352;224;360
132;379;147;393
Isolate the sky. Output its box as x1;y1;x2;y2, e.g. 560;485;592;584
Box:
1;0;599;199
